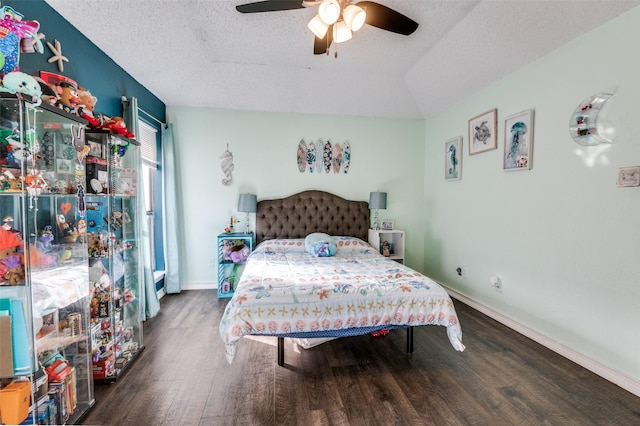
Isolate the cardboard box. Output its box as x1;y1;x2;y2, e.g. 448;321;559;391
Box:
92;351;114;379
0;316;13;378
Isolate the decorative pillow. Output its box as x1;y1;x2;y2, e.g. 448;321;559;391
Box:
304;233;336;257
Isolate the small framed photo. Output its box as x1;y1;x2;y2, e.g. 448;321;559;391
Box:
56;159;73;173
503;109;534;171
381;220;394;230
469;109;497;155
87;140;103;158
445;137;462;180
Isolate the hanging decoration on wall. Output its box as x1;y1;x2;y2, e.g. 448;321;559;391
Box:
46;39;68;73
297;139;307;172
342;141;351;173
296;139;351;174
307;140;316;173
220;143;234;186
569;93;613;146
316;139;323;173
331;142;343;173
323;140;332;173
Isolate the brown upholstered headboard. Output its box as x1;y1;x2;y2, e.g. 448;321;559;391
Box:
255;190;370;245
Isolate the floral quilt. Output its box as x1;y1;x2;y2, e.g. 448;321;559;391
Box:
219;237;465;363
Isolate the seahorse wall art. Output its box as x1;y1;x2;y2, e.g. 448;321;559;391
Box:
220;143;234;186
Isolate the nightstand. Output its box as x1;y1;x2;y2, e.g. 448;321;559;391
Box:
217;232;255;298
368;229;405;264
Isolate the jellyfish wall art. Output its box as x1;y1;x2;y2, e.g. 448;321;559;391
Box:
503;109;535;171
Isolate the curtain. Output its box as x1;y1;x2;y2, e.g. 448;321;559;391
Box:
123;97;160;320
161;124;182;293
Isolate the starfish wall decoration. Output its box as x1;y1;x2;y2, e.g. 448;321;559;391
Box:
47;39;68;72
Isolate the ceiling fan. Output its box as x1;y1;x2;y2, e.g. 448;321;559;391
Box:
235;0;419;56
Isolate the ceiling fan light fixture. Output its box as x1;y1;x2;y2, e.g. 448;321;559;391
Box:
343;5;366;31
318;0;340;25
333;20;352;43
308;15;329;38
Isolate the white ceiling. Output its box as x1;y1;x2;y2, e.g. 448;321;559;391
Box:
44;0;640;119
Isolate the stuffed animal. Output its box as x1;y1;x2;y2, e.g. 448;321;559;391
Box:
101;116;135;139
0;227;24;285
77;88;101;127
0;71;42;106
0;6;41;74
229;245;250;263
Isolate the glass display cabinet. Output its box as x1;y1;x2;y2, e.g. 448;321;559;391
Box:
84;130;144;383
0;96;94;424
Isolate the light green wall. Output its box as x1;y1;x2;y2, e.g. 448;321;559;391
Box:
423;6;640;381
166;107;425;286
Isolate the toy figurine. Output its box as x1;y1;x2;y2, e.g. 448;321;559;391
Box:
37;225;54;253
55;81;78;114
76;88;101;127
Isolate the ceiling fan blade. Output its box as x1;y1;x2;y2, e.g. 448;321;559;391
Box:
356;1;419;35
236;0;305;13
314;24;333;55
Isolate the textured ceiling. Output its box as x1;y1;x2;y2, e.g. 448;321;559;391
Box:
44;0;640;119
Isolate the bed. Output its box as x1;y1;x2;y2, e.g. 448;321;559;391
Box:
219;190;465;365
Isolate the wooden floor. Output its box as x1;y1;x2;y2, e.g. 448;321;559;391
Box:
80;290;640;426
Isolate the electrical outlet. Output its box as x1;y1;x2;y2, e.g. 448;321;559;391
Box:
456;267;462;276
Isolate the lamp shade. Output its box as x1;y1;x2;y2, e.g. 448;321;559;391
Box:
308;15;329;39
333;20;352;43
238;193;257;213
369;192;387;210
343;5;366;31
318;0;340;25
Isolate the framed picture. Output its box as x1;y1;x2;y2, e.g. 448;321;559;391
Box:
381;220;394;230
87;140;103;158
503;109;534;171
56;158;73;173
468;109;497;155
445;137;462;180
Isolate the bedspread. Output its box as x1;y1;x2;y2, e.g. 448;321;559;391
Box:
219;237;465;363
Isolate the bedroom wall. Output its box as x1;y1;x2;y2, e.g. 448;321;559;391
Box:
165;107;425;288
422;6;640;387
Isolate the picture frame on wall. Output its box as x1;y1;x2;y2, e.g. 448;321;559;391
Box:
445;137;462;181
503;109;534;171
468;108;497;155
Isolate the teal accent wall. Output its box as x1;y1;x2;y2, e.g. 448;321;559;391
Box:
4;0;165;121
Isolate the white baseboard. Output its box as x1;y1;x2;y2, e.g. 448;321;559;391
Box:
182;281;217;291
443;285;640;398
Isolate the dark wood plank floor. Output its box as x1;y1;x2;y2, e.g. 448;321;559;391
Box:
80;290;640;426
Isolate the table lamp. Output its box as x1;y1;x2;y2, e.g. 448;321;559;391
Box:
237;193;257;234
369;191;387;230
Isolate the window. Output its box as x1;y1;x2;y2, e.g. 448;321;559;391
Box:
138;120;161;273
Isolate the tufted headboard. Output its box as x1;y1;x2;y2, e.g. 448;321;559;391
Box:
255;190;370;245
